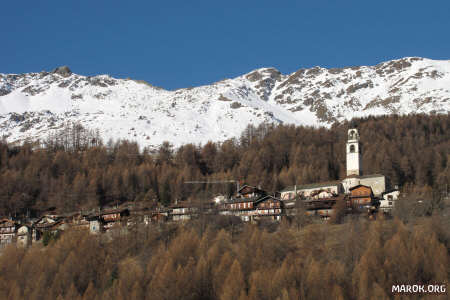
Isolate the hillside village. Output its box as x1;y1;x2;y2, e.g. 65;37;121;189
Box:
3;3;450;299
0;128;402;249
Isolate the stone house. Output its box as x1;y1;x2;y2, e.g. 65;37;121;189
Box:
33;215;64;235
17;225;32;247
379;189;400;212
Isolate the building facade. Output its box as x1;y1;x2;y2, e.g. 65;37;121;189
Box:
280;182;344;200
17;225;32;248
349;185;376;209
0;219;16;249
379;189;400;212
342;174;386;196
342;128;387;196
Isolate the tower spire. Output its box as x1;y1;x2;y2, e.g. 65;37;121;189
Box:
346;128;362;176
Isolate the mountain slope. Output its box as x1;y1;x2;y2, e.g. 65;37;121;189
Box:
1;57;449;147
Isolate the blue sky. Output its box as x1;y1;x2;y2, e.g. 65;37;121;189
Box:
1;0;449;90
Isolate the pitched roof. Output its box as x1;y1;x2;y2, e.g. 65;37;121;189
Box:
381;189;400;196
170;202;193;208
33;215;60;225
0;219;16;227
238;185;265;194
360;174;385;179
256;195;282;203
280;181;341;192
344;174;385;179
87;208;130;218
34;219;62;229
226;194;282;205
349;184;372;191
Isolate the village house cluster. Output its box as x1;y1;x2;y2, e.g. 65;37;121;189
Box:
0;128;400;249
280;128;400;216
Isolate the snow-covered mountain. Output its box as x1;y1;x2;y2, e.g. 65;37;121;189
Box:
1;57;449;148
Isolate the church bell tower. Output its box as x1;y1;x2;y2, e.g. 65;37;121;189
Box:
346;128;362;176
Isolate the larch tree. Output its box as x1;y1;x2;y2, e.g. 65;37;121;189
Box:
220;259;246;300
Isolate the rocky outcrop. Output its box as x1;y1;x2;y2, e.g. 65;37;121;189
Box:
0;57;449;147
52;66;72;77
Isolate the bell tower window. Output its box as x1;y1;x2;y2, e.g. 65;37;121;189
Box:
346;128;362;176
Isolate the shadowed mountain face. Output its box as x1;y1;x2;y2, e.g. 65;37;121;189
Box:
1;57;449;147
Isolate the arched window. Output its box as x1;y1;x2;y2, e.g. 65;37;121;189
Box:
348;130;355;140
350;145;355;153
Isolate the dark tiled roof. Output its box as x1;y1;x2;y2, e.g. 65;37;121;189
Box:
35;220;62;229
170;202;202;208
238;185;263;192
256;195;282;203
33;215;61;225
0;219;16;227
349;184;372;191
87;208;130;219
225;195;282;205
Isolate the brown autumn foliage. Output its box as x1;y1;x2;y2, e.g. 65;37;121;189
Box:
0;114;449;299
0;114;449;217
0;215;448;300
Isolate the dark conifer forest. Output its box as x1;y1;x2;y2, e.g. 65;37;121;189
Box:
0;114;449;299
0;114;448;216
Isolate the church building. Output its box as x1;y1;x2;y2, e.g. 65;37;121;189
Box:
341;128;387;196
280;128;389;200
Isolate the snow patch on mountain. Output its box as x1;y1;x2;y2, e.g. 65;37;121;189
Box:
1;57;449;147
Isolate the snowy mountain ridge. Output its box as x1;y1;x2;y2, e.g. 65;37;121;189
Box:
1;57;449;147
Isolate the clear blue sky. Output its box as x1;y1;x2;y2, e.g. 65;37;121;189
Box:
1;0;449;90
